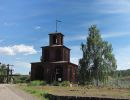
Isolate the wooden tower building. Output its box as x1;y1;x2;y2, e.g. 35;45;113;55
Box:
31;32;78;83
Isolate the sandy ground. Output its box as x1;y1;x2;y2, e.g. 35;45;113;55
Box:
0;84;39;100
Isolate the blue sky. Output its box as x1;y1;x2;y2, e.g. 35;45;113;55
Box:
0;0;130;74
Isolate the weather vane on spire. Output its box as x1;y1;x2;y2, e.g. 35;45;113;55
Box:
56;20;62;32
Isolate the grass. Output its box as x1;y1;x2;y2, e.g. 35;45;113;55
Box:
29;80;47;86
40;85;130;99
19;84;130;99
19;84;48;100
18;79;130;100
52;81;70;86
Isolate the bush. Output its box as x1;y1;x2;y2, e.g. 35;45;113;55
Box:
60;81;70;87
13;75;30;84
52;81;71;86
30;80;47;86
22;86;48;100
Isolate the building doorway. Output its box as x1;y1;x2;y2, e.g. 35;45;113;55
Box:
55;66;63;82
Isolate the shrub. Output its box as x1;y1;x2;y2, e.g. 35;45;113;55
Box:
60;81;70;87
52;81;71;86
22;86;48;100
30;80;47;86
13;75;30;84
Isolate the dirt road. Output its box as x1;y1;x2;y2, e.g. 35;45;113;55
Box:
0;84;39;100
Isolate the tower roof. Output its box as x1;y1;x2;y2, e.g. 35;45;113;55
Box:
49;32;64;36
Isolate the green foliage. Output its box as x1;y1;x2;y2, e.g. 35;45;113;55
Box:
52;81;70;86
0;64;7;83
79;25;117;86
22;86;48;100
60;81;70;87
13;75;30;83
30;80;47;86
115;69;130;77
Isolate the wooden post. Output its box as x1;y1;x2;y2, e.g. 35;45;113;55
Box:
6;64;14;84
7;64;9;84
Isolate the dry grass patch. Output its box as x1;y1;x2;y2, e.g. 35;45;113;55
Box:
19;84;130;99
40;86;130;99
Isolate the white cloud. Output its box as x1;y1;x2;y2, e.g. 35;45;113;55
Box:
69;45;82;65
70;57;79;65
34;26;41;30
0;44;37;56
0;47;15;55
12;44;37;55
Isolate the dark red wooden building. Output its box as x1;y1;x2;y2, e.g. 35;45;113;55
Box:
31;32;78;83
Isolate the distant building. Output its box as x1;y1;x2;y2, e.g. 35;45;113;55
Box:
31;32;78;83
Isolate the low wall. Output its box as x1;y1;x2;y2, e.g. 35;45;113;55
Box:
45;94;129;100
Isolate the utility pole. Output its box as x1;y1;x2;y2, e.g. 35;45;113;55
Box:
7;64;14;83
56;20;62;32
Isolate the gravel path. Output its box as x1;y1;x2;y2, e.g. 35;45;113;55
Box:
0;84;39;100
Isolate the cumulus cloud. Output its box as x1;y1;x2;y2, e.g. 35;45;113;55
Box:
0;44;37;56
0;47;15;55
